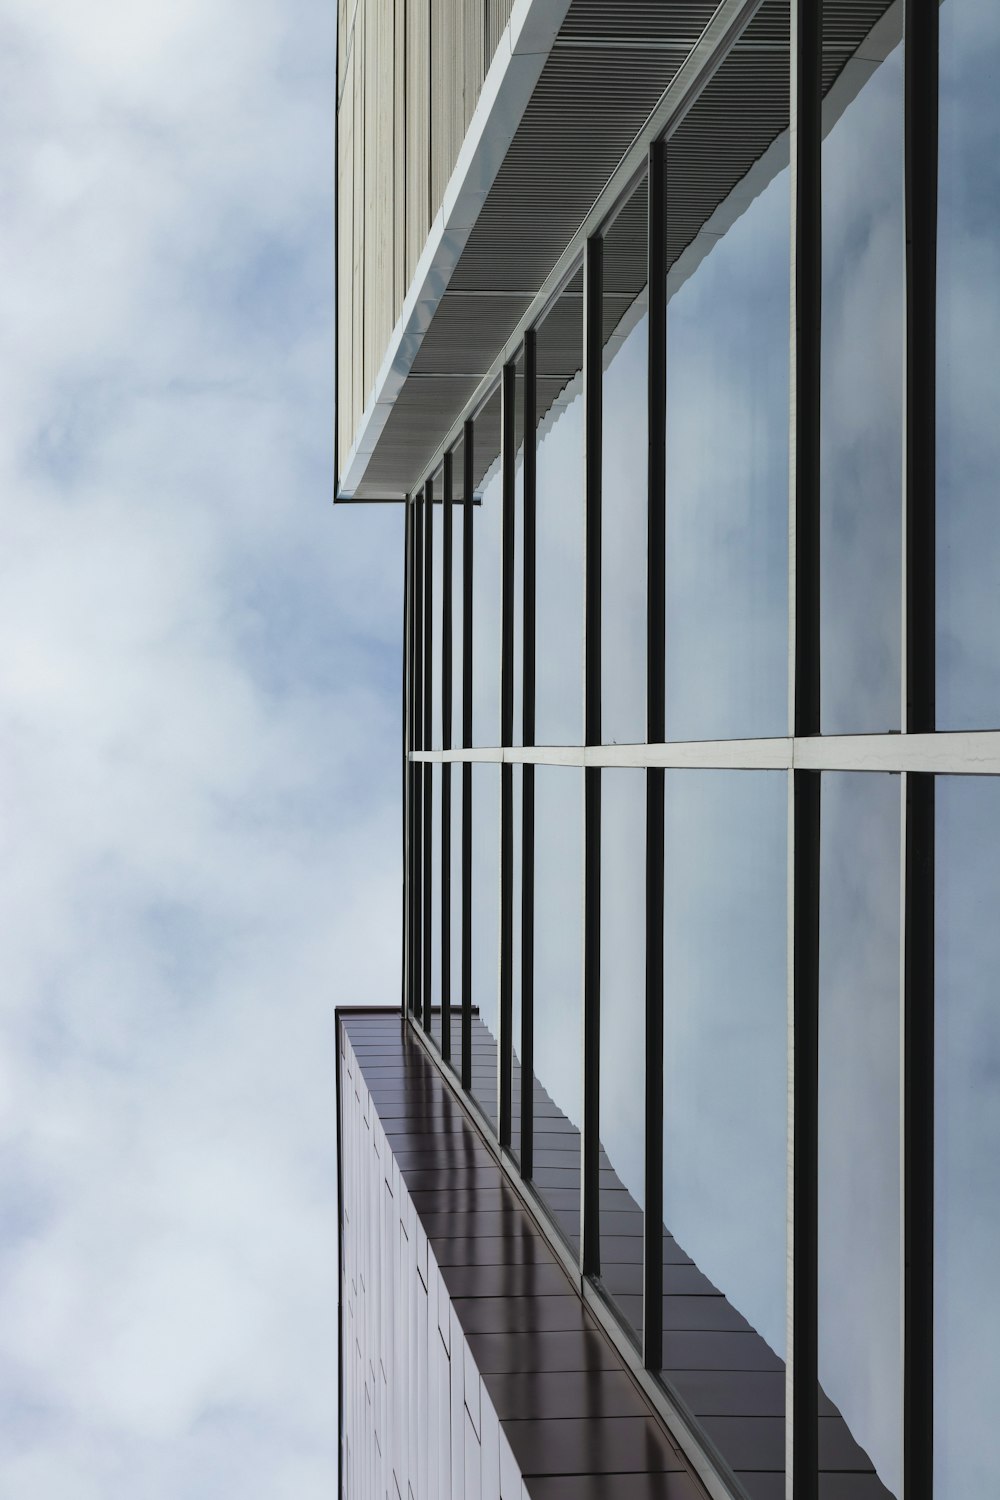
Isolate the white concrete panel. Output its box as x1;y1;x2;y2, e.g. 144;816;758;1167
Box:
439;1335;452;1495
464;1342;481;1438
499;1429;520;1500
465;1406;483;1500
450;1305;465;1500
481;1390;502;1500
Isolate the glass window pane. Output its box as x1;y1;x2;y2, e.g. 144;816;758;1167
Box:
661;769;787;1495
937;1;1000;729
602;184;648;748
513;354;525;748
411;763;423;1020
599;769;646;1341
819;772;901;1496
820;4;903;734
935;775;1000;1494
472;390;502;747
510;765;523;1160
430;763;442;1048
446;761;462;1069
535;275;584;746
430;469;443;749
451;437;465;748
470;762;500;1130
664;12;789;742
532;765;583;1250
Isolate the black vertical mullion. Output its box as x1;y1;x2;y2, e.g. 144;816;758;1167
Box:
413;488;424;1020
903;3;938;1491
422;478;434;1035
644;139;666;1372
523;333;537;752
442;762;451;1058
584;238;603;754
582;233;603;1277
499;363;517;1147
462;422;475;1091
442;453;454;1062
792;0;822;1493
905;0;938;738
903;774;934;1500
463;422;474;754
792;769;820;1500
501;365;516;750
521;330;537;1179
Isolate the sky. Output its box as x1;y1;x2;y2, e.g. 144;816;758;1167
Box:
0;2;401;1495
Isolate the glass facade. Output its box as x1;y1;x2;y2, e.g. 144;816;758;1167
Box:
820;6;903;734
531;765;582;1250
509;762;523;1161
663;772;787;1376
398;4;1000;1496
602;186;648;749
937;0;1000;728
935;776;1000;1496
429;761;442;1050
598;768;646;1337
534;274;584;747
664;26;790;744
472;389;502;747
469;761;499;1128
818;773;901;1494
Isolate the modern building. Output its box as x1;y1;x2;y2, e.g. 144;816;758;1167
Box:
336;2;1000;1497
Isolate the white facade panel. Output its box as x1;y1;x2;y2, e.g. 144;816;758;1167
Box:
339;1032;523;1500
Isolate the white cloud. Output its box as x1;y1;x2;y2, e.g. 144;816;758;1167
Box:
0;2;399;1494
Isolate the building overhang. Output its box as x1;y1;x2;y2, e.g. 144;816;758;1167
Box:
335;0;762;501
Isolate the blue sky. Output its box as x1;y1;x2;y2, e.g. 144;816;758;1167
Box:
0;2;400;1494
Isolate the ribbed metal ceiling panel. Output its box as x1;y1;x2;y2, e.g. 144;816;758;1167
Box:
450;45;684;293
536;292;583;379
823;1;899;46
560;1;721;43
410;294;534;376
666;43;789;273
355;376;480;497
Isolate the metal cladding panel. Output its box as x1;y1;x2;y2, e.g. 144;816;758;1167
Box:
371;0;395;394
486;0;515;60
354;376;482;499
337;45;355;471
351;27;365;438
464;0;487;133
430;0;452;214
336;0;508;476
362;0;378;399
431;1;472;214
338;0;358;92
405;2;432;292
393;6;407;312
411;294;535;377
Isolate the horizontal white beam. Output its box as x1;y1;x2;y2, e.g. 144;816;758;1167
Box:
412;730;1000;776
